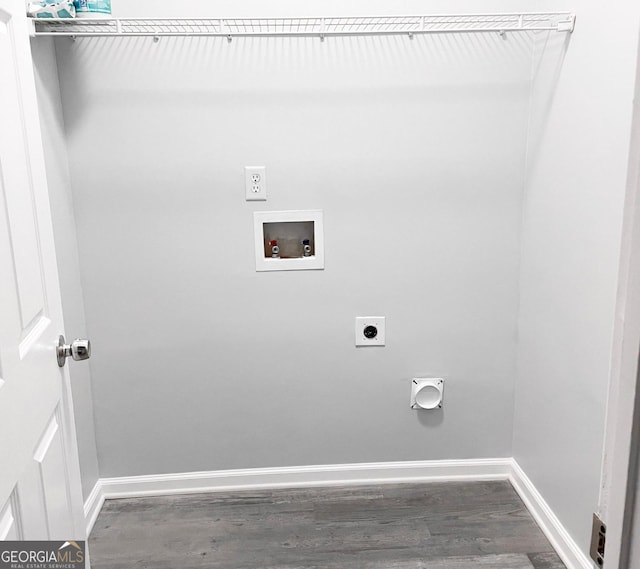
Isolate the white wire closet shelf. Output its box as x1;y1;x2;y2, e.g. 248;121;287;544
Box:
31;13;576;38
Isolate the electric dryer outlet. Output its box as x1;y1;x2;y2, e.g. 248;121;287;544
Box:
355;317;386;346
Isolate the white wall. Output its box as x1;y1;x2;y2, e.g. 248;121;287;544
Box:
54;0;535;478
109;0;540;19
31;38;100;501
513;0;640;556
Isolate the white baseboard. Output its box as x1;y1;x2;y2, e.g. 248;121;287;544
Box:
83;480;104;536
99;458;512;499
508;460;593;569
86;457;592;569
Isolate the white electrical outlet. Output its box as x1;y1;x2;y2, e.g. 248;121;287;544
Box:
245;166;267;201
355;317;386;347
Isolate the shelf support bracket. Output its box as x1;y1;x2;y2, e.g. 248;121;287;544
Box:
557;15;576;33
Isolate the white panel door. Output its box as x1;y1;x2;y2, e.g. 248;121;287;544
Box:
0;0;85;541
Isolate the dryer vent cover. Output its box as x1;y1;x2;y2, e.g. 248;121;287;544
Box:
411;378;444;410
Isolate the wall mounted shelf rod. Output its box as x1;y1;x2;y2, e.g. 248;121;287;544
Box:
30;13;576;38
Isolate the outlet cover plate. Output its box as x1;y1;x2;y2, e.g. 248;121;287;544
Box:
355;316;385;347
245;166;267;201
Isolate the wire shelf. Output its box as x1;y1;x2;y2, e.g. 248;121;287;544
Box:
31;13;576;38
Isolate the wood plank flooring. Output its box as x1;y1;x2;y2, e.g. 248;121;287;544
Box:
89;481;567;569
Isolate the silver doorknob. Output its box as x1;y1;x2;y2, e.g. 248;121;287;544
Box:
57;335;91;367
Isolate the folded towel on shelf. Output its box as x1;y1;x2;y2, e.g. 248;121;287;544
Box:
74;0;111;17
27;1;76;18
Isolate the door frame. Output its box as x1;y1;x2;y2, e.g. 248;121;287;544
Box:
598;36;640;569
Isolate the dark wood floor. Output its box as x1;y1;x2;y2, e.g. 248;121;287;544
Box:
89;481;566;569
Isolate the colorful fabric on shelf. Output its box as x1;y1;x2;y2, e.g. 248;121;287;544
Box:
27;1;76;18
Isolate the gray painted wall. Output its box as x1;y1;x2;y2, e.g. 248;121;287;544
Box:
513;0;640;556
54;0;532;478
31;38;100;501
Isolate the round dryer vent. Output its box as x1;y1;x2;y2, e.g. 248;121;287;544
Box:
410;378;444;410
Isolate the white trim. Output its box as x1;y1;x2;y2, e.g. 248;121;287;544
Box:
509;460;593;569
99;459;511;499
87;456;592;569
598;47;640;569
83;481;104;536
